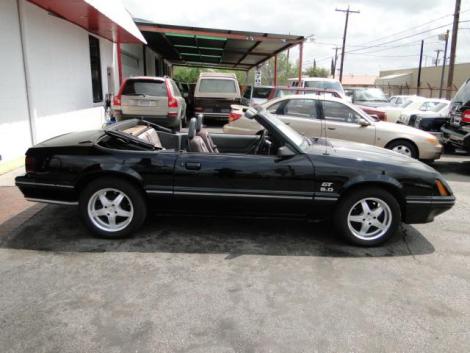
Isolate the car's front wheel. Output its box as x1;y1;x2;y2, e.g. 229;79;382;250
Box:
334;187;401;246
79;177;147;239
386;139;418;159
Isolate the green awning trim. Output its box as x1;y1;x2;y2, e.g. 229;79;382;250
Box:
180;53;221;58
174;44;224;51
165;32;227;41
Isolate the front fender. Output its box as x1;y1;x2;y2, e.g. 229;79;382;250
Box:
340;173;403;197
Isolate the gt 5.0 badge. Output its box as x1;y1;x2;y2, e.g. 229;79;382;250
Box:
320;182;334;192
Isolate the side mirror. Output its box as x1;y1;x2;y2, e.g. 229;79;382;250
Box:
277;145;296;158
359;118;370;127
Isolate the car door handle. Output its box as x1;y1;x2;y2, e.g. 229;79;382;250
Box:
327;127;336;130
285;122;291;125
184;162;201;170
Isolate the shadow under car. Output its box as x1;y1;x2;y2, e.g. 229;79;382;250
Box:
0;205;435;258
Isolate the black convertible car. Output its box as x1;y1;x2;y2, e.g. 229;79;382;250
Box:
16;108;455;246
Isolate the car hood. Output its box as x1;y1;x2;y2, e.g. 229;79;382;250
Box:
308;138;437;174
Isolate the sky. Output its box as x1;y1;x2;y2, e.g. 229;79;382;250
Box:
123;0;470;76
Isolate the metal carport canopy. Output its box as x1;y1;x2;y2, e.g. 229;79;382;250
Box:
136;20;304;71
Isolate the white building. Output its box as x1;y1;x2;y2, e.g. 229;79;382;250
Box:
0;0;167;167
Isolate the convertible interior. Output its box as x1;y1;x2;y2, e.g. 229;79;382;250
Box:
98;117;282;156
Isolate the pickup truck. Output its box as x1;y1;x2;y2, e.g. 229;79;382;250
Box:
193;72;241;122
441;78;470;151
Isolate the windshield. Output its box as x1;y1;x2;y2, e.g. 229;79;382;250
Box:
263;112;309;151
431;102;448;112
419;101;448;112
400;99;415;108
122;80;167;97
355;88;387;102
199;79;237;93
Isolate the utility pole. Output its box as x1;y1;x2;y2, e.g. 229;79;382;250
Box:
439;30;450;98
336;6;360;83
286;48;290;80
417;40;424;95
447;0;461;99
332;46;339;79
434;49;442;66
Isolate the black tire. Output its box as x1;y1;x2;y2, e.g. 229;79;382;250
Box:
386;139;418;159
443;143;456;154
334;187;401;246
79;177;147;239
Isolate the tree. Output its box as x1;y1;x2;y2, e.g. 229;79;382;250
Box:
171;52;321;86
172;66;248;84
303;66;329;78
172;67;202;83
245;52;299;86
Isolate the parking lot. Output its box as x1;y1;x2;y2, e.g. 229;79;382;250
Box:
0;153;468;353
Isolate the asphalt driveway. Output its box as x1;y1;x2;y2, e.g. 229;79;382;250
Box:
0;154;469;353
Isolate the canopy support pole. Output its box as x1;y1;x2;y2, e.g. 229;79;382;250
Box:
274;54;278;86
117;40;123;86
298;42;303;83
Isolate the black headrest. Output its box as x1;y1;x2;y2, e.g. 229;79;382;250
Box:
196;114;204;132
188;118;197;139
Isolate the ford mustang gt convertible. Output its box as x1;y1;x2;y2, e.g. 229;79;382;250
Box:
16;108;455;246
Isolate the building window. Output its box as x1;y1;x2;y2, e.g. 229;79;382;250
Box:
89;35;103;103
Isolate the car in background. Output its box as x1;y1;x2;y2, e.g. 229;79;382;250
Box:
176;81;196;121
389;95;417;107
412;114;450;141
224;95;442;160
15;112;455;246
288;77;346;98
241;85;275;106
345;87;390;108
242;85;387;121
397;99;450;126
441;78;470;151
193;72;241;122
354;105;387;122
378;96;429;123
112;76;186;130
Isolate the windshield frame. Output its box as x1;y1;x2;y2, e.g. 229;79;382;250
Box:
253;110;310;152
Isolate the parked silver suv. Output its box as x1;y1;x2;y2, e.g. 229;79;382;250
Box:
112;76;186;130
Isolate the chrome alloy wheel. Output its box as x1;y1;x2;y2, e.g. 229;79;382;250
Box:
347;197;392;240
392;145;412;157
87;188;134;232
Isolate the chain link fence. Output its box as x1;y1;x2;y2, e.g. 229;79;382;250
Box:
375;83;458;99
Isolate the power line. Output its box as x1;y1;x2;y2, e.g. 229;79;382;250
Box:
345;20;470;54
348;7;470;48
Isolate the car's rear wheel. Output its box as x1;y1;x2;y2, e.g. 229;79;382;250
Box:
79;177;147;239
334;187;401;246
386;139;418;159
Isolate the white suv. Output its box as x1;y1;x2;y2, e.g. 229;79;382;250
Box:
112;76;186;130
